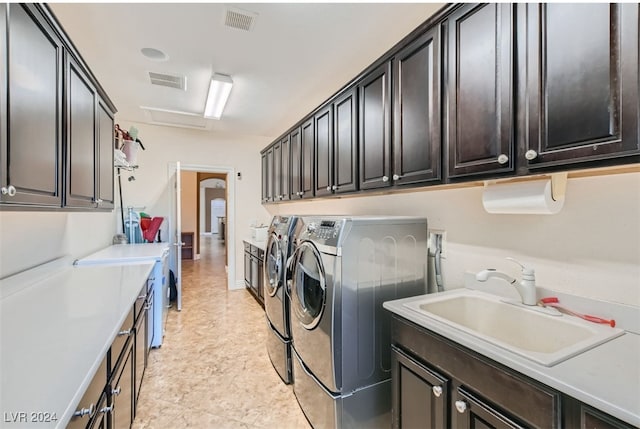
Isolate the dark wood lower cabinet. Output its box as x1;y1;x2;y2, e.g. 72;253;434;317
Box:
244;241;265;307
391;315;636;429
110;344;134;429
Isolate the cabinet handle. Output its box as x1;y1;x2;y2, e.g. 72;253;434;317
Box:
1;185;16;197
382;176;389;182
332;185;338;191
118;329;131;336
99;404;114;414
455;400;467;414
393;174;401;181
111;386;122;396
432;385;443;398
497;154;509;165
525;149;538;160
73;403;95;418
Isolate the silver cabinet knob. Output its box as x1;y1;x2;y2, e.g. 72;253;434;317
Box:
432;385;443;398
393;174;401;180
74;403;95;418
497;154;509;164
112;386;122;396
382;176;389;182
99;404;114;414
455;400;467;414
1;185;16;197
326;186;331;191
525;149;538;160
118;329;131;336
332;185;338;191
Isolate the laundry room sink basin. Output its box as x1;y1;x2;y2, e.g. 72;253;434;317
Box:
402;289;624;366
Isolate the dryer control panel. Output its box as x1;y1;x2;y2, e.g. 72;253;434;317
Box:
304;219;343;247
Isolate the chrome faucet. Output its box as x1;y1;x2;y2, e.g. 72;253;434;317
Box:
476;258;537;306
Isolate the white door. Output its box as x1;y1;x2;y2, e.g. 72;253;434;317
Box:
168;162;183;311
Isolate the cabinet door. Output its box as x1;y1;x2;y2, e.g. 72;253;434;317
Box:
522;3;639;168
391;347;448;429
110;346;134;429
314;105;333;197
280;135;291;201
261;151;269;203
359;61;392;190
272;141;282;201
300;118;315;198
2;4;63;207
244;250;251;287
96;99;114;209
290;127;302;198
393;27;442;186
447;3;514;178
65;54;97;208
134;302;147;408
333;88;358;193
266;146;274;202
453;387;525;429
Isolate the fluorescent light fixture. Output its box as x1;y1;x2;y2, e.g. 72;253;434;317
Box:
204;73;233;119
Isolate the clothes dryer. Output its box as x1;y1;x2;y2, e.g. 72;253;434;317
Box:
288;216;428;428
263;215;300;384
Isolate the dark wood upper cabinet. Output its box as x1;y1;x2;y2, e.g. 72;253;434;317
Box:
393;26;442;186
261;151;269;203
266;146;274;202
314;105;333;197
65;54;97;208
333;87;358;194
272;141;282;201
300;118;315;198
520;3;639;168
289;127;302;198
446;3;515;179
1;4;63;207
280;135;291;201
359;61;392;190
97;100;114;209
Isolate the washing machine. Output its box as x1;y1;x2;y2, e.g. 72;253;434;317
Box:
263;215;300;384
288;216;428;428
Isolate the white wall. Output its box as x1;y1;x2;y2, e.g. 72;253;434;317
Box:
0;211;116;279
116;122;272;285
267;171;640;307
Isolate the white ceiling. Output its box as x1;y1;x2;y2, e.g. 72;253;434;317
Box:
50;3;444;140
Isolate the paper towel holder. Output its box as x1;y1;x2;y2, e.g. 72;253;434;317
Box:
483;172;568;201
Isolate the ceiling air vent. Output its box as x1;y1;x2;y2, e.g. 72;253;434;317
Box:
148;71;187;91
224;7;258;32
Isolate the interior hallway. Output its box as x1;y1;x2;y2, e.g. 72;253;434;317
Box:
132;235;310;428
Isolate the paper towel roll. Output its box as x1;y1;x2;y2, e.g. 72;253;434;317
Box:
482;180;564;214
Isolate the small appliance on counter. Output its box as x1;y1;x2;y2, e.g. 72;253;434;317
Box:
251;224;269;242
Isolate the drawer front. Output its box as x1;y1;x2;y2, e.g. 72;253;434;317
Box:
68;356;107;429
109;307;134;374
392;316;561;428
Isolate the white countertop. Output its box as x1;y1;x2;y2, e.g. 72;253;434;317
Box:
74;243;169;265
243;238;267;251
384;290;640;427
0;260;154;428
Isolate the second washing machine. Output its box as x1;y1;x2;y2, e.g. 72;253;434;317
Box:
288;216;429;428
263;215;300;384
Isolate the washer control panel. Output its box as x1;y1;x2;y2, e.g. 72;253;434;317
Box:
304;219;343;246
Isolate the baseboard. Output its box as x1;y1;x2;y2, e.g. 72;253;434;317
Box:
230;280;245;290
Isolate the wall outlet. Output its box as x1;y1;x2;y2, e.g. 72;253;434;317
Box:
428;229;447;259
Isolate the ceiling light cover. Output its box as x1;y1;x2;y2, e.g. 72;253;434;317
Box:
204;74;233;120
141;47;168;61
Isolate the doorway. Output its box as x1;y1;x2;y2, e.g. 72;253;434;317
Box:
174;163;236;291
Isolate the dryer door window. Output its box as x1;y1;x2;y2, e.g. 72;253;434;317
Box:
265;235;283;297
291;241;326;330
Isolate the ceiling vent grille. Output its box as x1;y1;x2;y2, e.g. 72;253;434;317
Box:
148;72;187;91
224;7;258;32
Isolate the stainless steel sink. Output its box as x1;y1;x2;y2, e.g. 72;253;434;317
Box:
402;289;624;366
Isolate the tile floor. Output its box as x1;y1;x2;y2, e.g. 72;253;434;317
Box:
132;236;311;428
